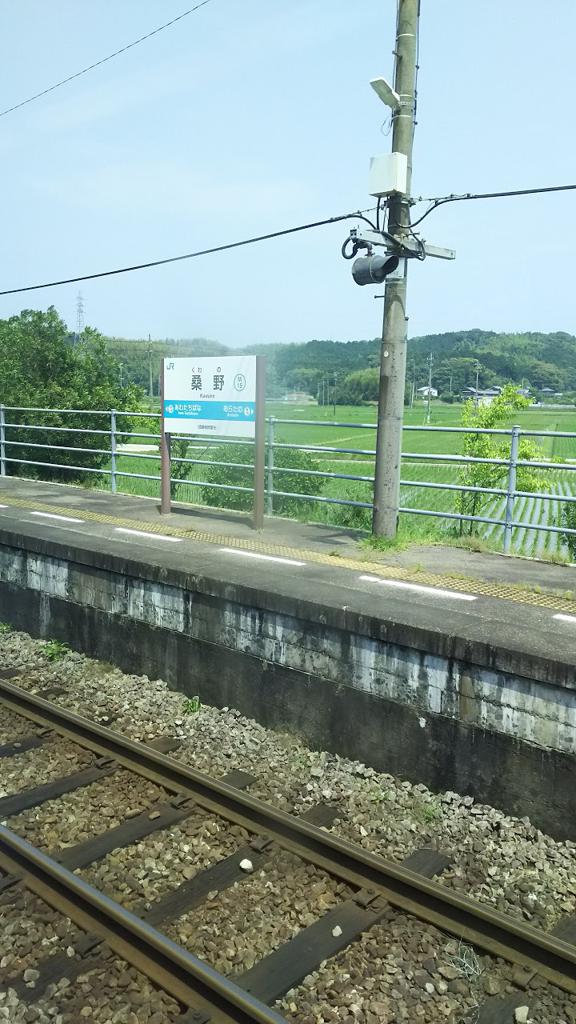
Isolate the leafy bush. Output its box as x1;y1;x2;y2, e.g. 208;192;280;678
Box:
328;482;373;530
183;695;201;714
0;308;142;483
43;639;70;661
201;443;325;517
455;385;543;534
170;438;195;499
561;502;576;560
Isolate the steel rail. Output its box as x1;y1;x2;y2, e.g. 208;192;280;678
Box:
0;826;287;1024
1;678;575;994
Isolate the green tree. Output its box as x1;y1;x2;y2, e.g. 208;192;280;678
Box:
283;368;323;395
335;368;380;405
200;443;325;517
105;336;227;394
455;385;542;534
0;308;141;482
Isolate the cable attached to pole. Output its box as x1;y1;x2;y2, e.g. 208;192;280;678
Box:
0;208;377;296
410;183;576;228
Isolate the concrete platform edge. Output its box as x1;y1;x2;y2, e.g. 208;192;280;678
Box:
0;523;571;692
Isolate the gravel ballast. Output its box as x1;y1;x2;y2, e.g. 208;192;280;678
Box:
0;627;574;1023
6;770;165;851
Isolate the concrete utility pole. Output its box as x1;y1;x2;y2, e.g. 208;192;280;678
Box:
372;0;420;537
148;334;154;400
409;360;416;408
425;351;433;424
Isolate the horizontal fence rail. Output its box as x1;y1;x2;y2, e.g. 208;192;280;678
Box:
0;404;575;556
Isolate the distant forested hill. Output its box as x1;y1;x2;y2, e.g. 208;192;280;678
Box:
245;329;576;399
407;329;576;394
105;329;576;400
105;337;227;395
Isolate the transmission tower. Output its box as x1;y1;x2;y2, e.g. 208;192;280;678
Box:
76;291;85;340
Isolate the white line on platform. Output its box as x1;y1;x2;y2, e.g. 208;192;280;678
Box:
553;613;576;625
23;523;94;538
220;547;305;566
31;511;85;524
359;575;477;602
115;527;182;543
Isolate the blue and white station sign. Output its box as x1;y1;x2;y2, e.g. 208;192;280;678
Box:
163;356;257;438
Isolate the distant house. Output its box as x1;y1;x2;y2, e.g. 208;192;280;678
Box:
416;386;438;398
460;386;501;406
283;391;316;404
539;387;563;398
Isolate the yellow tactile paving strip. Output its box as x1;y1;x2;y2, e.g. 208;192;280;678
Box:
2;494;576;616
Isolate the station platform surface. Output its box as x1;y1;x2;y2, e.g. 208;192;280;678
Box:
0;476;574;678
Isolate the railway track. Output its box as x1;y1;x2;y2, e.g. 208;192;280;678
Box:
0;672;575;1023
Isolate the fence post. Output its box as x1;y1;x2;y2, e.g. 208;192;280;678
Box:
253;357;266;530
503;424;519;553
110;409;117;494
266;416;275;516
0;405;5;477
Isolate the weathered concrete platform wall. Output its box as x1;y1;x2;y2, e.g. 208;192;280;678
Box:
0;536;574;838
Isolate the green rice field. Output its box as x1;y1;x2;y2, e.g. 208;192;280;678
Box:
101;401;576;557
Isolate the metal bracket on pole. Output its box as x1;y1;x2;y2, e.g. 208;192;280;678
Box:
345;228;455;261
402;237;456;260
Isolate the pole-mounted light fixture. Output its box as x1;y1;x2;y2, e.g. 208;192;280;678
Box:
370;76;401;110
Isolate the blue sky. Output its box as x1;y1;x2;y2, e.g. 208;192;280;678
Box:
1;1;575;346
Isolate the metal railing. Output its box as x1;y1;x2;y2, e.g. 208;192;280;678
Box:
1;405;575;554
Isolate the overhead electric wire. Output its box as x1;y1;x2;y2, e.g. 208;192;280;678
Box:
410;183;576;228
0;1;213;119
2;180;569;296
0;209;377;297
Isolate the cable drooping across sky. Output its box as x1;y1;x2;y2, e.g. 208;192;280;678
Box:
1;182;574;297
0;1;213;119
0;209;378;296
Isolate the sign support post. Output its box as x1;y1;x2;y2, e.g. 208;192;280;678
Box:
253;357;266;530
160;360;172;515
